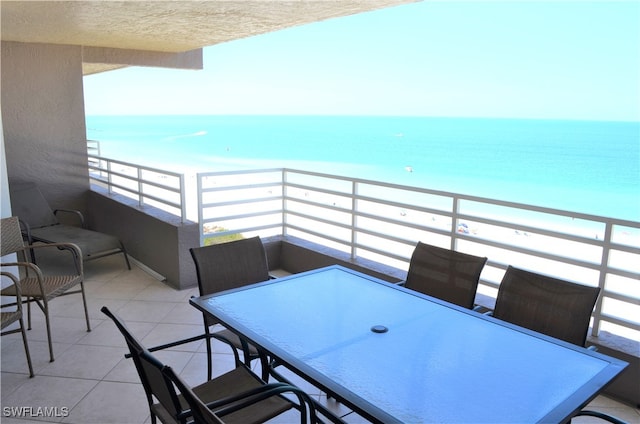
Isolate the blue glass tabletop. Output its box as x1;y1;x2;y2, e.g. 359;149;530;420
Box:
191;266;627;423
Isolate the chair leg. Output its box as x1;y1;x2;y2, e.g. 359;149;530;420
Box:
79;282;91;332
41;299;54;362
18;316;34;377
204;326;213;381
27;297;32;330
120;243;132;270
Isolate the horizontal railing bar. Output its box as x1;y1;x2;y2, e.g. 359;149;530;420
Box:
202;196;282;208
200;181;282;193
353;226;431;248
602;291;640;306
354;194;454;216
353;210;452;234
285;210;353;230
353;242;411;264
200;168;284;178
285;224;352;247
599;314;640;331
204;223;283;238
203;210;282;222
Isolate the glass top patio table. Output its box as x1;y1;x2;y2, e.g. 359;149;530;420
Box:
189;265;627;423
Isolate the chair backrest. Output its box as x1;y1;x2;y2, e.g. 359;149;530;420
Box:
492;266;601;346
405;242;487;309
190;236;270;296
1;217;26;256
162;365;225;424
101;306;183;421
9;182;59;229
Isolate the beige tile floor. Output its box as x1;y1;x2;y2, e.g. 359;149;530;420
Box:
1;253;639;424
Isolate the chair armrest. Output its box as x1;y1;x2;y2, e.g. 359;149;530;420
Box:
53;209;86;228
1;271;23;298
1;261;45;280
209;381;317;423
20;242;83;275
574;409;627;424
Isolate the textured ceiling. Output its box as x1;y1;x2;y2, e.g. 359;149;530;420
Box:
1;1;417;52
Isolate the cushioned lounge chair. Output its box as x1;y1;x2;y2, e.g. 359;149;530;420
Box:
101;306;316;424
403;241;487;309
0;216;90;362
9;182;130;270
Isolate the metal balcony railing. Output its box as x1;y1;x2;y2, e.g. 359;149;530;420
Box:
196;168;640;342
88;154;187;222
86;151;639;342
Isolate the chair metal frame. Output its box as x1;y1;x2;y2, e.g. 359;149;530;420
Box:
1;271;34;377
189;236;271;381
1;216;91;362
101;306;317;424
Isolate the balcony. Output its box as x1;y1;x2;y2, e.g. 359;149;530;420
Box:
85;154;639;406
2;250;638;423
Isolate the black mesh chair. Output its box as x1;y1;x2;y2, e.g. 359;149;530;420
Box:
161;362;317;424
404;242;487;309
492;267;628;423
101;306;316;424
189;237;270;380
492;266;600;347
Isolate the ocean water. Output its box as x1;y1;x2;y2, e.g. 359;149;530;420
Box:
86;115;639;222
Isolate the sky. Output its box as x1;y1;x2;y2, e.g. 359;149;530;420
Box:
83;1;640;121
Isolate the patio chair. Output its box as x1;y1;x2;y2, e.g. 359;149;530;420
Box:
0;216;91;362
403;242;487;309
492;266;601;347
1;271;34;377
162;359;317;424
189;237;270;380
9;182;130;270
101;306;316;424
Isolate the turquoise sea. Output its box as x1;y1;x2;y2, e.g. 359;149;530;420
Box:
86;115;639;222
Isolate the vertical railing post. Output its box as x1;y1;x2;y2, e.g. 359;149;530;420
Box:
350;180;357;260
592;220;613;337
179;174;186;223
107;160;113;195
282;169;287;237
450;196;460;250
137;167;144;207
197;173;204;247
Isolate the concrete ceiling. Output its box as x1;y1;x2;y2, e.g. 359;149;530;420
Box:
1;1;417;74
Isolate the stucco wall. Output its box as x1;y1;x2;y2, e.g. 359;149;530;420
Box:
87;188;199;290
1;41;88;212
